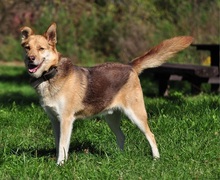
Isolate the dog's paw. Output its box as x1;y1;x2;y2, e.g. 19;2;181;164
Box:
57;160;65;166
153;156;160;160
152;147;160;160
153;153;160;160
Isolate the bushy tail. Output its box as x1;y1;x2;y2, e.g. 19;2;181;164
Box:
129;36;194;74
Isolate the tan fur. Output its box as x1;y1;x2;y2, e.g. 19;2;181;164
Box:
130;36;194;74
20;23;193;165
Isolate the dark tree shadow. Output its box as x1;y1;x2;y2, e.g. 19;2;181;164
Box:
0;70;29;84
0;92;38;107
0;70;39;106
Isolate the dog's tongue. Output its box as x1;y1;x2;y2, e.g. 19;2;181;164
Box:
28;64;39;73
29;66;38;73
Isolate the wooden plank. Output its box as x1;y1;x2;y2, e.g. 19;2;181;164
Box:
194;66;219;77
169;75;183;81
146;63;219;78
208;77;220;84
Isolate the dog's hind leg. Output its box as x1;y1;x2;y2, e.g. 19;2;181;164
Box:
123;104;160;159
105;110;125;150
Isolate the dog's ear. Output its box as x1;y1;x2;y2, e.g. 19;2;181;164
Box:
20;27;34;42
45;23;57;45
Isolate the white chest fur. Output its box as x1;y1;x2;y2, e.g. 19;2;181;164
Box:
37;82;65;121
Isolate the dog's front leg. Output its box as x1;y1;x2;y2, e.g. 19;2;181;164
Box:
45;108;61;161
57;117;75;165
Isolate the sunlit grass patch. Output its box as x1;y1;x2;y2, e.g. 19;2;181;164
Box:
0;66;219;179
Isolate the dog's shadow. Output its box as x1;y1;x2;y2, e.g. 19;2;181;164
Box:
6;141;107;163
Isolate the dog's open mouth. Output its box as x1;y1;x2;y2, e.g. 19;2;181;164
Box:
28;61;43;73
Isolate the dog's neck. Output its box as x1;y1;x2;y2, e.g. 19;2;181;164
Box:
30;67;57;88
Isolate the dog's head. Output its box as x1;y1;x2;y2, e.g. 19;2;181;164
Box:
20;23;59;78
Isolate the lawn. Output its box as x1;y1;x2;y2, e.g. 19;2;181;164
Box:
0;65;219;179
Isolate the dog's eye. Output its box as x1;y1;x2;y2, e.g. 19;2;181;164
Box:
39;47;45;51
25;46;30;50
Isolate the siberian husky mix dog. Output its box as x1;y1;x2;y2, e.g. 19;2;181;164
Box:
20;23;193;165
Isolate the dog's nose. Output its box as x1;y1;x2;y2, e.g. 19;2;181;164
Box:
28;56;35;61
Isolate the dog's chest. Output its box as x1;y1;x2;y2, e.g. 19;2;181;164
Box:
37;82;64;119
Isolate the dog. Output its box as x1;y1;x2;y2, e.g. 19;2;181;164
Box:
20;23;193;165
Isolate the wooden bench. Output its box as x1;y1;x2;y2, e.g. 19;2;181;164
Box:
141;44;220;96
192;44;220;92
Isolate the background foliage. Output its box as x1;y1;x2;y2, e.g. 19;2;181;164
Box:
0;0;219;64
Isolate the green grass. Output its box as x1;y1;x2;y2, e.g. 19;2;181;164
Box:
0;65;219;179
